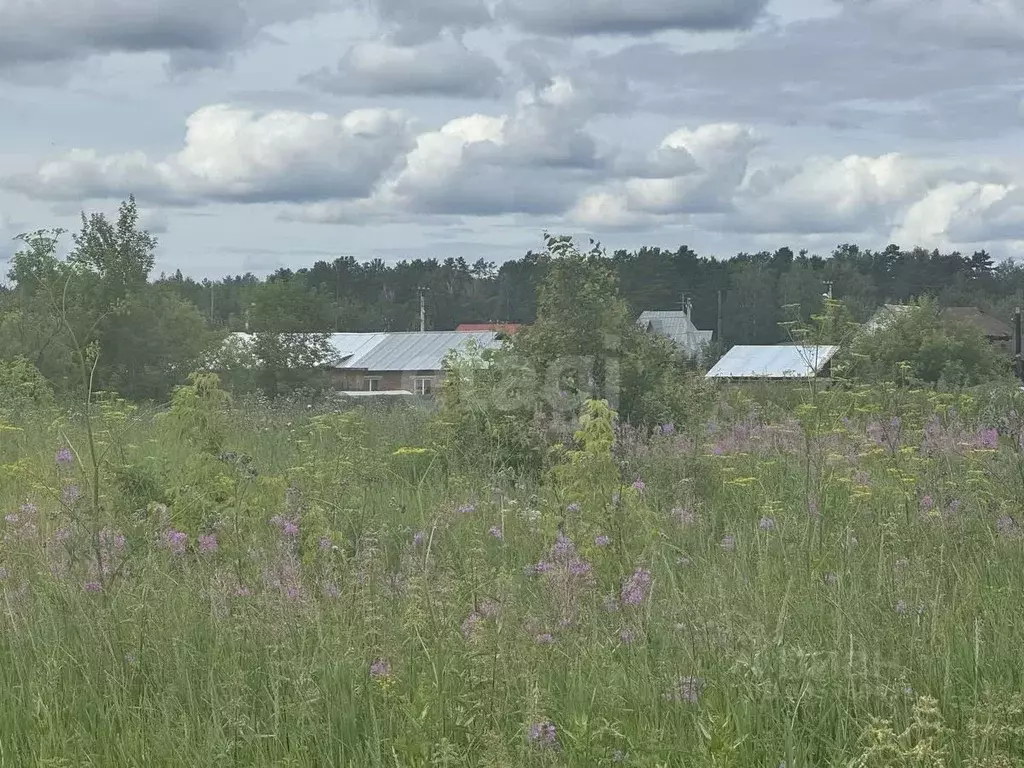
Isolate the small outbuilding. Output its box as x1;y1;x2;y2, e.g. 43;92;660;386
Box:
705;345;839;380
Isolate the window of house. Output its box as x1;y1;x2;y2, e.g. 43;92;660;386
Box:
365;376;381;392
413;376;434;395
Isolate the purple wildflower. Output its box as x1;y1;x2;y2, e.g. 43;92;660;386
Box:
487;525;504;540
677;555;692;567
823;572;838;586
977;427;999;450
4;514;17;525
853;471;870;486
282;521;299;537
54;528;72;542
0;567;7;579
568;558;592;577
369;659;391;680
198;534;218;554
621;568;652;606
55;447;73;465
948;499;962;515
660;423;676;436
164;530;188;555
533;560;554;574
62;485;81;504
665;676;703;704
99;529;126;551
566;502;581;514
535;633;555;645
412;531;426;546
721;534;736;551
618;628;636;644
895;599;908;615
920;495;935;512
323;583;340;599
319;537;332;550
83;581;102;593
759;516;776;531
632;477;646;492
527;721;558;749
594;534;611;547
552;532;575;560
457;503;476;515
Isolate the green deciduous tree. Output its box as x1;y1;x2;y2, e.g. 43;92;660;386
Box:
845;298;1010;387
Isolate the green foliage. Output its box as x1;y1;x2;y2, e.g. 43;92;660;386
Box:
163;372;232;454
0;356;54;418
844;298;1011;387
516;234;632;403
2;198;212;401
439;342;546;475
618;326;718;430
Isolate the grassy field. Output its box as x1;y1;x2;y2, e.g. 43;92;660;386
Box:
2;381;1024;767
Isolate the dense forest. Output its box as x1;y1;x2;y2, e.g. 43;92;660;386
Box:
155;242;1023;345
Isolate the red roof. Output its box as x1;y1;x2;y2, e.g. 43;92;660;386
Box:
456;323;522;334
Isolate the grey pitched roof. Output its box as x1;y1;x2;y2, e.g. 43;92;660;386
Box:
941;307;1012;338
327;333;389;362
637;310;712;357
342;331;501;372
706;345;838;379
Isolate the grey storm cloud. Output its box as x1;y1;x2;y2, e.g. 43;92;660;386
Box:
593;6;1024;141
361;0;769;40
0;0;331;73
302;37;504;98
496;0;770;35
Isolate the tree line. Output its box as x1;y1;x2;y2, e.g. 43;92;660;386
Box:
2;196;1023;403
157;238;1022;344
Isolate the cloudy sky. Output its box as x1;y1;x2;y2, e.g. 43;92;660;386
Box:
1;0;1023;278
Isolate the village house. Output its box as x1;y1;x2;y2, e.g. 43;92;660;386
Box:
222;331;502;395
636;302;714;359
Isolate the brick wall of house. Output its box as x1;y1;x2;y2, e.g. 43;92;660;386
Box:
328;370;444;393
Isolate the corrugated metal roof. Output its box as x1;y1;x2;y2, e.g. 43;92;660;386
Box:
343;331;501;372
327;333;388;361
706;345;838;379
637;311;712;357
456;323;522;333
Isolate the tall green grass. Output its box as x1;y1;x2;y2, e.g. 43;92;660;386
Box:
1;389;1024;766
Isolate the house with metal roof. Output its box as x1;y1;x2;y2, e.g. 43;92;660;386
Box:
706;345;839;380
864;304;1012;349
219;331;502;394
637;308;713;359
332;331;501;394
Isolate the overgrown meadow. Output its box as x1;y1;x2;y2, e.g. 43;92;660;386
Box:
3;376;1024;767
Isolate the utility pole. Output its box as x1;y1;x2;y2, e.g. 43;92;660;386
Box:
209;283;215;326
417;286;426;332
716;289;723;342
